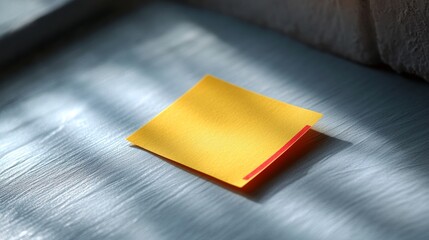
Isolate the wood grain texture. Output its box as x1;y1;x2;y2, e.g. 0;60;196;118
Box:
0;2;429;239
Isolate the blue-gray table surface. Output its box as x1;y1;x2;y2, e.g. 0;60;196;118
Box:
1;2;429;240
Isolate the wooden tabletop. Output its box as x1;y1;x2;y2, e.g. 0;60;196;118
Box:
1;2;428;239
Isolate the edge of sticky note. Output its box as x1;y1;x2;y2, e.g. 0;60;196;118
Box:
127;75;323;188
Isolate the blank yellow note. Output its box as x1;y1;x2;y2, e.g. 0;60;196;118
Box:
127;75;322;187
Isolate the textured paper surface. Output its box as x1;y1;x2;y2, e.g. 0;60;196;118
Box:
127;75;322;187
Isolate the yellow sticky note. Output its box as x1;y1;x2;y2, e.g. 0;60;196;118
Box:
127;75;322;187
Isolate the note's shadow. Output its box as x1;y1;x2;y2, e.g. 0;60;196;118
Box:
241;129;351;202
131;129;351;203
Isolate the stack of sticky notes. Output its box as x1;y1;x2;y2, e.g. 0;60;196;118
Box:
127;75;322;187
